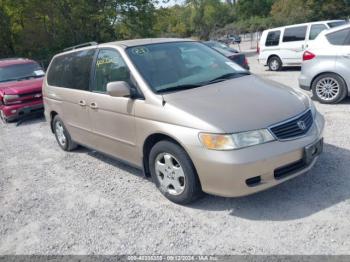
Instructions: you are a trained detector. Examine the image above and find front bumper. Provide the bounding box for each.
[0,100,43,121]
[189,111,325,197]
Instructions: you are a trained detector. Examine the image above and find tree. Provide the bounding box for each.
[186,0,234,40]
[270,0,311,25]
[235,0,276,20]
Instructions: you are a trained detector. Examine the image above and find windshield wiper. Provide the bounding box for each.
[156,84,203,93]
[206,72,251,85]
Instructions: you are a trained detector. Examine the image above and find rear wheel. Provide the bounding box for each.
[149,140,203,204]
[268,56,282,71]
[53,115,77,151]
[312,73,347,104]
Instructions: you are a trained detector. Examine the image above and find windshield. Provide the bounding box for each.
[126,41,248,93]
[328,21,347,28]
[0,63,44,83]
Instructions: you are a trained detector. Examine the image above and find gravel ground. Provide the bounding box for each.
[1,53,350,255]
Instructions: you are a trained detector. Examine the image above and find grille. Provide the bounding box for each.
[269,110,313,140]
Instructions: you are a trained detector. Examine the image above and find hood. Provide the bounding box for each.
[162,75,309,133]
[0,78,43,95]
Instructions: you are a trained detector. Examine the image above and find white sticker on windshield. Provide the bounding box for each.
[34,70,45,76]
[225,61,243,71]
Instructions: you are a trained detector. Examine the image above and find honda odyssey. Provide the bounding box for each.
[43,39,325,204]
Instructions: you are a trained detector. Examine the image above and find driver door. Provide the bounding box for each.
[89,48,138,165]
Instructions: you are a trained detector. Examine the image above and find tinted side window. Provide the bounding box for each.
[93,49,130,93]
[47,49,95,90]
[327,29,350,45]
[265,31,281,46]
[309,24,327,40]
[283,26,307,42]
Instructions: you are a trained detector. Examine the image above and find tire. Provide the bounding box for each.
[268,56,282,71]
[312,73,347,104]
[149,140,203,204]
[0,110,8,123]
[53,115,77,151]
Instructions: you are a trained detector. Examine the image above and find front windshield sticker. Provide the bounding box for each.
[131,47,149,55]
[225,61,243,71]
[34,70,45,76]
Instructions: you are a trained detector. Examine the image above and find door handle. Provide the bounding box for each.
[78,100,86,107]
[343,54,350,59]
[90,102,98,109]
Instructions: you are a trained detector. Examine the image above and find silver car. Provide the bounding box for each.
[299,24,350,104]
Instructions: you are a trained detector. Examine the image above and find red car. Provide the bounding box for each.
[0,58,44,122]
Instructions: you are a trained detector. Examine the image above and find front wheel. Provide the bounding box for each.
[149,141,203,204]
[0,110,8,123]
[312,73,347,104]
[268,56,282,71]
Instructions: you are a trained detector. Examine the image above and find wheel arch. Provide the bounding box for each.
[267,54,282,63]
[311,72,348,94]
[50,111,58,133]
[142,133,195,178]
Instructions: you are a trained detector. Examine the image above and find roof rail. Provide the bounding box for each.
[63,42,98,52]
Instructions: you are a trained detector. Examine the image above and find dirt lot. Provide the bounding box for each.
[1,53,350,255]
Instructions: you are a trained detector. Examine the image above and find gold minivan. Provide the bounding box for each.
[43,39,325,204]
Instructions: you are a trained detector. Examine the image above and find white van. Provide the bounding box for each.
[258,20,347,71]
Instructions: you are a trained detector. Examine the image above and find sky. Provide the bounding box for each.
[157,0,185,7]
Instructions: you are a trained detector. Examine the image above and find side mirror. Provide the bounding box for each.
[107,81,131,97]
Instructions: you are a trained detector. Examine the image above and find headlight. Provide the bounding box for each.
[3,94,20,105]
[199,129,275,150]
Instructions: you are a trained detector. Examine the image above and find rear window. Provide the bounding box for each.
[283,26,307,42]
[309,24,327,40]
[265,30,281,46]
[47,49,95,90]
[326,28,350,45]
[328,21,347,28]
[0,62,44,83]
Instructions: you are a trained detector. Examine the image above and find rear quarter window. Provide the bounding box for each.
[283,26,307,42]
[47,49,95,90]
[265,30,281,46]
[309,24,327,40]
[327,21,346,28]
[326,29,350,45]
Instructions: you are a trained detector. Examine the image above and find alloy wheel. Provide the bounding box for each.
[55,121,66,147]
[316,77,340,101]
[155,153,186,195]
[270,59,279,71]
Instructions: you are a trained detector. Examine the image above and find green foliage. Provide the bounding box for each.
[1,0,349,64]
[235,0,275,20]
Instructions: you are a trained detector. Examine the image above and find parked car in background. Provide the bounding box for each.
[43,39,324,204]
[0,58,45,122]
[228,34,241,44]
[204,41,249,70]
[299,24,350,104]
[218,34,242,45]
[258,20,347,71]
